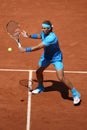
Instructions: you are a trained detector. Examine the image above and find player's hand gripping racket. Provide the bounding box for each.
[6,20,22,48]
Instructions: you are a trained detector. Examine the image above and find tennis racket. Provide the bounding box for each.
[6,20,22,48]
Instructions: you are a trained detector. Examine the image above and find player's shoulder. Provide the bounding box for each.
[49,32,56,37]
[48,32,57,39]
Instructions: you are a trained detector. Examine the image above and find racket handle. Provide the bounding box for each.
[18,42,21,48]
[16,39,22,48]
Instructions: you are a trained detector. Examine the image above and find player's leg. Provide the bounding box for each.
[55,68,73,89]
[36,66,48,84]
[32,56,50,94]
[32,66,48,94]
[53,61,81,105]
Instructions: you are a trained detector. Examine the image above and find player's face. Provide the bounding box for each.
[42,27,51,35]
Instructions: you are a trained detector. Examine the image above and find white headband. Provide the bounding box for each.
[42,23,53,28]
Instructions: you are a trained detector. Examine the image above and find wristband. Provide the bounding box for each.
[26,47,32,52]
[31,34,38,39]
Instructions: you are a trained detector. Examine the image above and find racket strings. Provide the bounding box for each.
[6,21,20,38]
[6,20,22,48]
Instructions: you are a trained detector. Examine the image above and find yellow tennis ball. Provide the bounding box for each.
[8,47,12,52]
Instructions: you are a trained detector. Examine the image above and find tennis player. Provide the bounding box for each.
[19,20,81,105]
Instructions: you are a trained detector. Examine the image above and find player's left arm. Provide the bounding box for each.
[19,42,45,52]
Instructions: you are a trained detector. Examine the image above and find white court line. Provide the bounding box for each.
[26,70,33,130]
[0,68,87,130]
[0,68,87,74]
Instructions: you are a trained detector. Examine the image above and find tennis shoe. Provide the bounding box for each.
[73,92,81,105]
[32,86,45,94]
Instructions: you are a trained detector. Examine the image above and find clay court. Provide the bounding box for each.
[0,0,87,130]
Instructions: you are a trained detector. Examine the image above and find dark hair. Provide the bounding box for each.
[42,20,53,31]
[42,20,52,26]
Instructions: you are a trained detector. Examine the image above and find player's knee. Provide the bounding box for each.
[36,68,43,76]
[58,76,64,82]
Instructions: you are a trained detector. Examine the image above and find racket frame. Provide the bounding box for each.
[6,20,22,48]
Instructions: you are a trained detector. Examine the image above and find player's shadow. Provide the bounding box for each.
[33,79,73,101]
[19,79,29,88]
[19,79,73,101]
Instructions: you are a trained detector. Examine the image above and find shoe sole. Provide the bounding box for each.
[32,89,44,94]
[32,91,44,94]
[74,96,81,105]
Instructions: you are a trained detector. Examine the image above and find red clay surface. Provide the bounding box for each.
[0,0,87,130]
